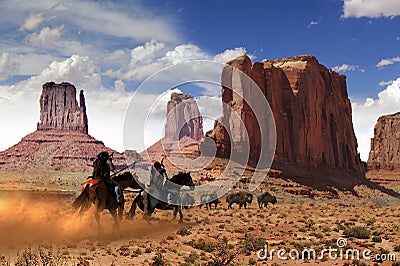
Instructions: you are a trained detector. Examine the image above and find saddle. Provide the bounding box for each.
[82,177,102,191]
[82,178,118,200]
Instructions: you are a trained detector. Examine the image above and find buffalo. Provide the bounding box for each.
[257,192,277,209]
[200,191,220,210]
[226,191,253,209]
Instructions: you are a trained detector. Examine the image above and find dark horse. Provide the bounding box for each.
[72,172,143,230]
[126,172,195,221]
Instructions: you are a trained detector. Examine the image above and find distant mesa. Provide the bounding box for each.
[141,92,204,161]
[368,112,400,171]
[165,92,203,141]
[0,82,141,173]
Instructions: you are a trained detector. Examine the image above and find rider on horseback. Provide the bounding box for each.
[93,151,124,204]
[142,160,169,215]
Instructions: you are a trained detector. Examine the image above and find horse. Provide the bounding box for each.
[126,172,195,222]
[72,172,144,230]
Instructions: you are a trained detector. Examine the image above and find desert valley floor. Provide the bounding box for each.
[0,168,399,266]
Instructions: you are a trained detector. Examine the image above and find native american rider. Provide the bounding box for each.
[92,151,123,204]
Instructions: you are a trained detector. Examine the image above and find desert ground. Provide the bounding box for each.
[0,166,399,266]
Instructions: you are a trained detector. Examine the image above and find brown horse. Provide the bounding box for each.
[72,172,143,230]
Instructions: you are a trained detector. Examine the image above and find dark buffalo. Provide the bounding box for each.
[257,192,277,209]
[199,191,220,210]
[226,191,253,209]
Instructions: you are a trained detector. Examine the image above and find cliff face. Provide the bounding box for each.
[368,112,400,170]
[164,92,203,141]
[37,82,88,133]
[207,55,364,178]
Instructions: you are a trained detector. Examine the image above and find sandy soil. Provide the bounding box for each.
[0,169,399,265]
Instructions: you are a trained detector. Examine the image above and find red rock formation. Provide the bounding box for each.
[367,112,400,170]
[0,82,141,173]
[37,82,88,133]
[164,92,203,141]
[207,55,364,178]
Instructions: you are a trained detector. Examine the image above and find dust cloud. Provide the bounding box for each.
[0,191,181,250]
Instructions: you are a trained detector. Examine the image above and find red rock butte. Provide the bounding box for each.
[206,55,365,181]
[368,112,400,171]
[0,82,140,173]
[141,92,204,162]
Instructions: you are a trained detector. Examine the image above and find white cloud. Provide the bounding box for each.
[2,0,180,46]
[352,77,400,161]
[109,42,248,82]
[343,0,400,18]
[23,25,64,48]
[332,63,359,72]
[20,12,46,31]
[0,53,19,81]
[376,56,400,68]
[0,43,249,153]
[213,47,247,63]
[379,80,394,86]
[307,21,319,28]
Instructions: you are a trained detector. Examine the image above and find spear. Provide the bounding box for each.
[110,161,138,178]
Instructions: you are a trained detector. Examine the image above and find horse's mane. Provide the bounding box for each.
[113,171,133,182]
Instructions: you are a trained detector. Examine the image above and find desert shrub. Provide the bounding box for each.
[189,239,215,253]
[366,217,376,226]
[152,252,170,266]
[180,252,200,266]
[240,235,266,255]
[177,226,192,236]
[0,256,10,266]
[206,239,239,266]
[371,236,382,243]
[15,248,39,266]
[248,258,257,265]
[344,226,371,239]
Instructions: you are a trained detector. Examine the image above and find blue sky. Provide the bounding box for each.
[0,0,399,161]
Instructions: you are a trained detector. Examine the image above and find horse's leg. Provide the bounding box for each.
[127,194,140,219]
[172,206,178,221]
[110,209,119,230]
[118,203,124,221]
[178,206,183,223]
[94,211,101,233]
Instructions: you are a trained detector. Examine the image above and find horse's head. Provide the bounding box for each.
[168,172,195,190]
[114,172,144,190]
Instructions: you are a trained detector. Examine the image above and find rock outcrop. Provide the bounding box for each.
[37,82,88,133]
[164,92,203,141]
[207,55,364,178]
[367,112,400,170]
[0,82,141,173]
[141,92,203,162]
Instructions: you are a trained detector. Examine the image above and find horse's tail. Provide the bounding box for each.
[72,185,90,211]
